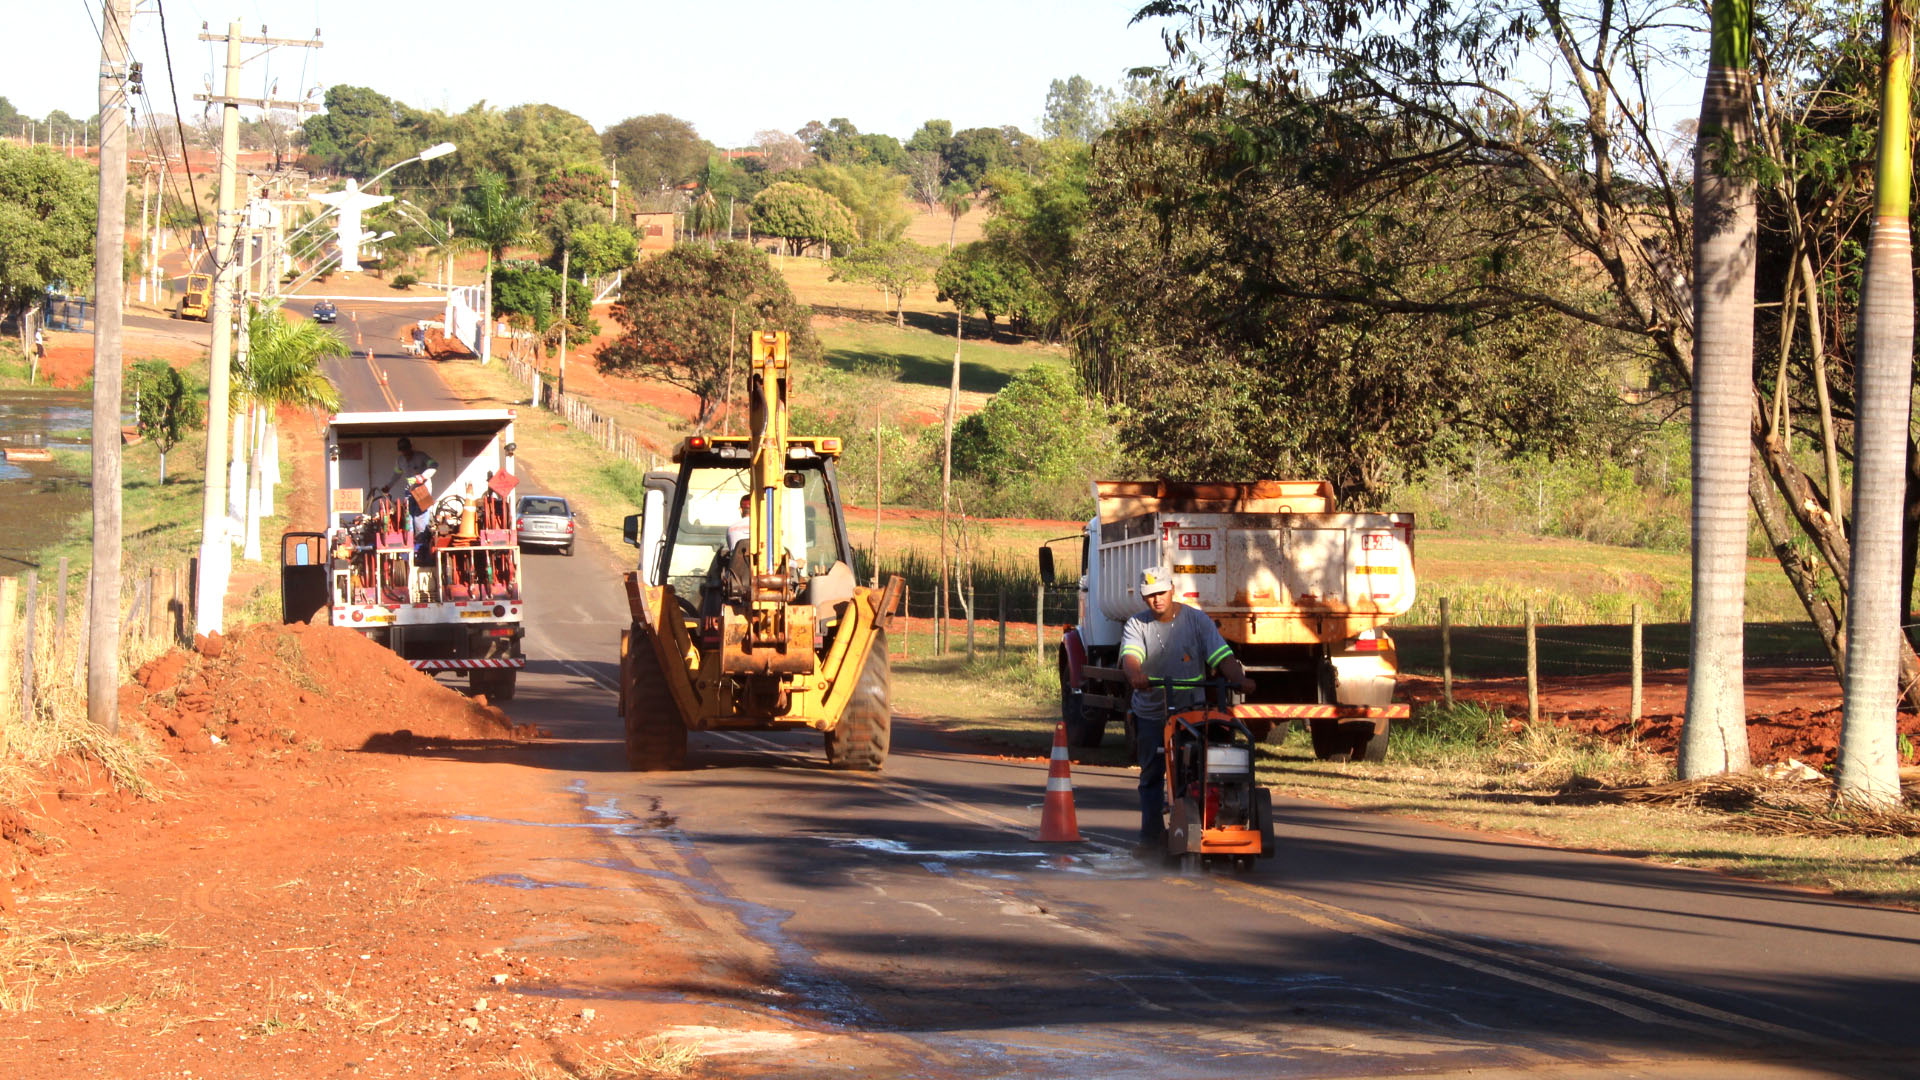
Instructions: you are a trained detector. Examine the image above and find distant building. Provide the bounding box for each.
[632,211,675,256]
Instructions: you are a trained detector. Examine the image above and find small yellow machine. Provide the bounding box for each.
[175,273,212,321]
[619,331,901,770]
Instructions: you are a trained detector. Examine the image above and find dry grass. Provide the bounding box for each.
[575,1035,704,1078]
[0,924,173,1011]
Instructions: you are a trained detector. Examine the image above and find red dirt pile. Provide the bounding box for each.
[125,620,539,757]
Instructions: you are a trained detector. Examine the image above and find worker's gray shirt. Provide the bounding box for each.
[1120,603,1234,724]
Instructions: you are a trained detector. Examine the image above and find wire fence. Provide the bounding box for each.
[1,555,196,732]
[498,353,665,472]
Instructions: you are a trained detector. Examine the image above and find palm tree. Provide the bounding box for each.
[237,307,346,560]
[1837,1,1916,810]
[1680,0,1758,779]
[454,171,533,361]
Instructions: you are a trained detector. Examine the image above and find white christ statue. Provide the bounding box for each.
[312,178,391,273]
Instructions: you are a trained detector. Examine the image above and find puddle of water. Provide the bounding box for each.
[472,872,599,891]
[0,391,94,572]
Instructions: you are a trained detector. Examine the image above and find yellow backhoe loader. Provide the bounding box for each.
[619,330,901,770]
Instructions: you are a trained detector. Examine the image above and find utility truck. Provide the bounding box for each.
[1043,480,1414,762]
[280,409,526,700]
[619,331,900,771]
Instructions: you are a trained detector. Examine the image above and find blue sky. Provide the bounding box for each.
[13,1,1168,147]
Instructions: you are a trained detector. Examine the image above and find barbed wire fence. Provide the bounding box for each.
[498,353,665,472]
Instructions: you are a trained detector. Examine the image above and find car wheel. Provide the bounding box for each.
[561,543,573,557]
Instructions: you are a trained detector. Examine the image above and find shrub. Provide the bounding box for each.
[391,273,418,290]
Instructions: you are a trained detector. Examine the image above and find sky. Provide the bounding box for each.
[11,0,1170,148]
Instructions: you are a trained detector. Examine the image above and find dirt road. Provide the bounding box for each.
[7,296,1920,1078]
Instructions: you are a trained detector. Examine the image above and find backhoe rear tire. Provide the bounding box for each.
[826,629,890,771]
[624,624,687,771]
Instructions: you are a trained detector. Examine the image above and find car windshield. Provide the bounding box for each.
[520,497,567,516]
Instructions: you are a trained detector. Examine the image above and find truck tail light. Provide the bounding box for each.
[487,628,516,637]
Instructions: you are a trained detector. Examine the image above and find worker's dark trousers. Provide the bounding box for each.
[1136,716,1166,842]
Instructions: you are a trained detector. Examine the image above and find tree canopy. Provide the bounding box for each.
[602,113,710,200]
[750,181,858,256]
[0,143,95,332]
[599,243,819,426]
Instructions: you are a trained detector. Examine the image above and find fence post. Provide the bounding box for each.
[1035,582,1046,665]
[187,555,198,631]
[55,556,69,646]
[21,570,36,727]
[964,584,975,661]
[149,567,163,640]
[0,577,15,754]
[901,583,911,658]
[997,590,1007,654]
[1524,600,1538,725]
[1630,603,1643,724]
[73,572,90,686]
[1440,596,1453,708]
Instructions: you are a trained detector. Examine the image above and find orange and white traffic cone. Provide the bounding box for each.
[1038,721,1082,842]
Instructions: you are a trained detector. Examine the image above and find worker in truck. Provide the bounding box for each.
[382,437,439,562]
[1120,565,1257,855]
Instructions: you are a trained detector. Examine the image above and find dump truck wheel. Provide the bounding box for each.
[624,627,687,771]
[826,629,889,771]
[1354,718,1390,762]
[1309,718,1389,762]
[1059,649,1105,748]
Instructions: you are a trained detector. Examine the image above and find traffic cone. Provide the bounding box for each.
[1038,721,1082,842]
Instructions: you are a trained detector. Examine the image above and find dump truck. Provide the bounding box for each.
[280,409,526,700]
[1043,480,1414,762]
[175,273,212,321]
[619,330,900,771]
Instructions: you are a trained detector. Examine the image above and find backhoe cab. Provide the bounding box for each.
[619,330,901,771]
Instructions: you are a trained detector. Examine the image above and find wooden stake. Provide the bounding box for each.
[1525,601,1539,725]
[997,589,1007,654]
[1630,603,1644,723]
[0,577,16,754]
[1440,596,1453,708]
[21,570,36,727]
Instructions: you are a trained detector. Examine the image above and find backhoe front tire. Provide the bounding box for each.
[624,624,687,771]
[826,629,890,771]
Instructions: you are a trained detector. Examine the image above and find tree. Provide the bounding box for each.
[830,241,942,325]
[301,85,422,177]
[129,360,201,483]
[753,129,812,174]
[602,114,709,197]
[600,243,819,426]
[799,163,911,248]
[0,143,95,343]
[906,119,953,156]
[491,261,595,343]
[1680,0,1760,779]
[940,180,971,249]
[566,222,638,278]
[945,127,1009,190]
[935,242,1036,334]
[238,308,346,559]
[750,181,858,256]
[906,150,947,210]
[455,170,534,263]
[1043,76,1115,143]
[1837,0,1915,809]
[951,365,1113,517]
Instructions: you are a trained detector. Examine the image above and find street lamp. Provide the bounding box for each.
[364,141,457,192]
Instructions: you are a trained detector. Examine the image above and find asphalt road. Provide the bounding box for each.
[311,292,1920,1080]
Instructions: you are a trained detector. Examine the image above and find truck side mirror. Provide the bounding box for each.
[622,513,640,548]
[1038,546,1056,585]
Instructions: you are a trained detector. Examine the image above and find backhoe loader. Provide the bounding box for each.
[619,330,901,770]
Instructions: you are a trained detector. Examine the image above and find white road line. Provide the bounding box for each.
[1183,879,1841,1048]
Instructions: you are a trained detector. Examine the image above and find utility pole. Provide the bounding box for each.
[89,0,131,734]
[191,22,321,634]
[557,244,568,398]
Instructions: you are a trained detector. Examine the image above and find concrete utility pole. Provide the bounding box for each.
[89,0,130,733]
[191,23,322,635]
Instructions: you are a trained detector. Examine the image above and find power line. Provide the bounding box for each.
[153,0,211,261]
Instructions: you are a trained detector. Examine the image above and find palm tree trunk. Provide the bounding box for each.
[1682,0,1758,779]
[1838,0,1915,810]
